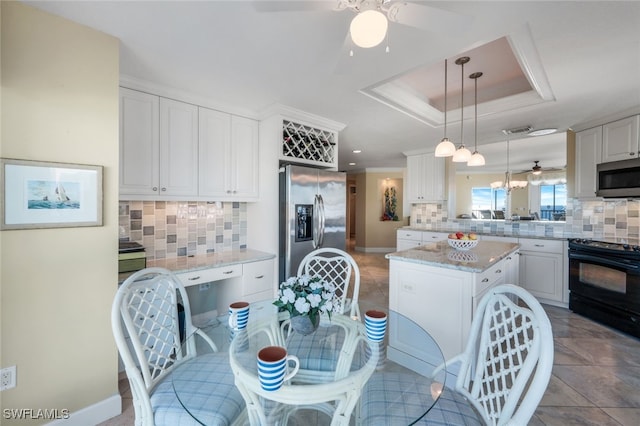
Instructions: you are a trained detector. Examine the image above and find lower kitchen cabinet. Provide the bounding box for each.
[396,229,448,251]
[518,238,566,305]
[217,258,275,315]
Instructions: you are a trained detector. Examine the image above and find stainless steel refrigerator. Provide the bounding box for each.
[279,164,346,283]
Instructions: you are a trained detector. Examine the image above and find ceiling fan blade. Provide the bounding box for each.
[252,0,340,13]
[387,2,472,34]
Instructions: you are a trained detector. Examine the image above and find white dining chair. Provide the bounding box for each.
[359,284,554,425]
[112,267,246,426]
[296,247,361,320]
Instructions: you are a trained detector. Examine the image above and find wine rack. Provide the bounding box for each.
[281,120,336,166]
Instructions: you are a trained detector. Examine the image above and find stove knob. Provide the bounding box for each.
[623,244,631,250]
[633,245,640,252]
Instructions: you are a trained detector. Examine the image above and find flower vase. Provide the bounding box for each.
[290,315,320,335]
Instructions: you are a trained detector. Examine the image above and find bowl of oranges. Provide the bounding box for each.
[447,232,479,251]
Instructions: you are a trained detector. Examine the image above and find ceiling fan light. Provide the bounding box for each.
[467,151,485,166]
[452,146,471,162]
[350,10,388,48]
[435,138,455,157]
[532,160,542,175]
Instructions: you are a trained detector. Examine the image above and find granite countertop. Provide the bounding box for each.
[386,240,520,273]
[400,226,571,241]
[118,248,275,283]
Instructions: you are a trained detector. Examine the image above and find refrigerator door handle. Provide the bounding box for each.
[312,194,320,249]
[318,194,326,248]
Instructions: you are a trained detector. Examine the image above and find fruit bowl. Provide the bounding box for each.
[447,238,478,251]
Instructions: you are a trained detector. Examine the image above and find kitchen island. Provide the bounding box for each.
[385,240,520,366]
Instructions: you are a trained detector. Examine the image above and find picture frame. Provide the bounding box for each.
[0,158,103,230]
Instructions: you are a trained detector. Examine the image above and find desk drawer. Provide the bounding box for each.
[475,261,505,296]
[177,265,242,287]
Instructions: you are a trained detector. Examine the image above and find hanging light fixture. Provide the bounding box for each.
[350,2,388,49]
[467,71,485,166]
[452,56,471,163]
[435,59,456,157]
[532,160,542,175]
[490,138,528,192]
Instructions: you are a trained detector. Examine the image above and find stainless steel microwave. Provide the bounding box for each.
[597,157,640,198]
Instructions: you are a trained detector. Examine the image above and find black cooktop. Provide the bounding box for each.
[569,238,640,256]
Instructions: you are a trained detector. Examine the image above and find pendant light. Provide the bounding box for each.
[467,71,485,166]
[490,138,528,192]
[452,56,471,163]
[435,59,455,157]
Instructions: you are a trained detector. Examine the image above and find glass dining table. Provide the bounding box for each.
[172,303,446,425]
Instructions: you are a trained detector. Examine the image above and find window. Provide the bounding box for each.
[540,183,566,220]
[471,187,506,218]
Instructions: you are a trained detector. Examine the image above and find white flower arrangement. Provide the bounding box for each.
[273,274,339,323]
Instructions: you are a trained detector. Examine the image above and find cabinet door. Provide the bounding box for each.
[575,127,602,198]
[230,116,259,199]
[519,251,562,301]
[406,154,426,202]
[602,116,640,162]
[120,88,159,195]
[424,154,445,201]
[159,98,199,196]
[199,107,231,197]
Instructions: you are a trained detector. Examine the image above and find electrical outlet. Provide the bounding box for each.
[1,365,16,391]
[199,283,211,292]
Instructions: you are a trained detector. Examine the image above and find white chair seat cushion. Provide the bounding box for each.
[360,372,482,426]
[150,352,244,426]
[286,325,366,374]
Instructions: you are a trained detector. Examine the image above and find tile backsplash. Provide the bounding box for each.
[119,201,247,260]
[410,199,640,242]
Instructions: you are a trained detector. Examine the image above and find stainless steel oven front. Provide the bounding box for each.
[568,239,640,337]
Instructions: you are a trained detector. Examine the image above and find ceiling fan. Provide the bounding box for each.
[253,0,471,49]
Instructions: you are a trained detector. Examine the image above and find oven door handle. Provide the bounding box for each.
[569,252,640,271]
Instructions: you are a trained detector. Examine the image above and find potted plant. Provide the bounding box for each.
[273,274,338,335]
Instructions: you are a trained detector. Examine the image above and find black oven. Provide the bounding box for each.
[568,239,640,337]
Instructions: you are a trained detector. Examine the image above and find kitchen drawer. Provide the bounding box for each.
[422,231,449,242]
[176,265,242,287]
[481,235,518,243]
[243,260,274,296]
[474,260,505,296]
[397,229,423,240]
[518,238,563,254]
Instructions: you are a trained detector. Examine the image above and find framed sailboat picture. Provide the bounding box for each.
[1,158,103,230]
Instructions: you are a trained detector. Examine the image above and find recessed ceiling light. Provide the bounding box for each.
[528,128,557,136]
[352,149,362,154]
[349,162,356,166]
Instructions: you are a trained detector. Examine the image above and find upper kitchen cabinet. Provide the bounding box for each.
[405,153,445,203]
[281,119,338,169]
[602,115,640,163]
[575,126,602,198]
[199,108,259,200]
[120,88,198,199]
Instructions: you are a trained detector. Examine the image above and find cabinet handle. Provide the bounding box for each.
[188,276,201,281]
[152,187,158,191]
[506,256,512,260]
[534,244,544,247]
[496,269,502,274]
[255,275,264,279]
[161,187,166,192]
[631,152,635,156]
[482,278,489,282]
[223,270,234,275]
[227,190,232,194]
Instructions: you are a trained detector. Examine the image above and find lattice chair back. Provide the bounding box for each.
[112,267,205,425]
[296,248,361,320]
[455,284,554,425]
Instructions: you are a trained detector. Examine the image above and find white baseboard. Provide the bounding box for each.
[46,394,121,426]
[354,246,396,253]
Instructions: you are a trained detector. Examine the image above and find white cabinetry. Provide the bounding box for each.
[217,259,275,315]
[406,153,445,203]
[280,119,338,169]
[199,108,259,200]
[396,229,448,251]
[518,238,566,305]
[602,115,640,163]
[575,126,603,198]
[120,89,199,198]
[389,255,511,360]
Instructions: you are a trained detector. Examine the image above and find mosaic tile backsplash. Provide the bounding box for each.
[119,201,247,260]
[410,199,640,242]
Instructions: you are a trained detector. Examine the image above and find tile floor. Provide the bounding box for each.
[100,245,640,425]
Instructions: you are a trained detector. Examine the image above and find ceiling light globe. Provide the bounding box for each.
[350,10,388,48]
[467,151,485,166]
[435,138,455,157]
[452,146,471,162]
[532,169,542,175]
